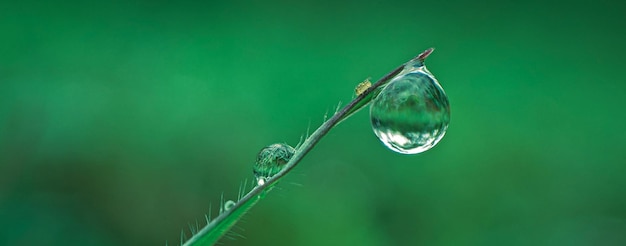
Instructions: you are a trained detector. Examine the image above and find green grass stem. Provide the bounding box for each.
[181,48,434,246]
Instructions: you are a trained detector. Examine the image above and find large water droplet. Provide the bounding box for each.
[370,55,450,154]
[253,143,295,183]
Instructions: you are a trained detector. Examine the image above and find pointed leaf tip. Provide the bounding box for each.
[417,48,434,62]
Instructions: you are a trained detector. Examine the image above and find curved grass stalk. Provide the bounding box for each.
[181,48,434,246]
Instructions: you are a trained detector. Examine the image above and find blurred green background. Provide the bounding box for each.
[1,0,625,245]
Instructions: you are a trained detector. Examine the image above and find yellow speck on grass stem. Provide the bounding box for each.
[355,78,372,96]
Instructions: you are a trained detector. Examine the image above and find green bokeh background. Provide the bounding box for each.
[1,0,625,245]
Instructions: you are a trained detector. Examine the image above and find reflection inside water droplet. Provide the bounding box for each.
[370,58,450,154]
[253,143,295,181]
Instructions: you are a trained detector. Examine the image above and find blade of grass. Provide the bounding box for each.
[182,48,434,246]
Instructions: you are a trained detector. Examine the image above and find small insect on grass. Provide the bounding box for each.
[355,78,372,96]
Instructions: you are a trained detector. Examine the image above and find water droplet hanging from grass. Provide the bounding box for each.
[253,143,295,184]
[370,49,450,154]
[224,200,236,211]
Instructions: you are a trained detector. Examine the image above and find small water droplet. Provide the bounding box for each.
[256,177,266,186]
[253,143,295,180]
[224,200,236,211]
[370,53,450,154]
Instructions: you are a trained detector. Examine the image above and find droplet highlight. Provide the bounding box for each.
[370,52,450,154]
[253,143,295,183]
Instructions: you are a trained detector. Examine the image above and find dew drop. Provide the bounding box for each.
[224,200,236,211]
[253,143,295,182]
[370,51,450,154]
[256,177,266,186]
